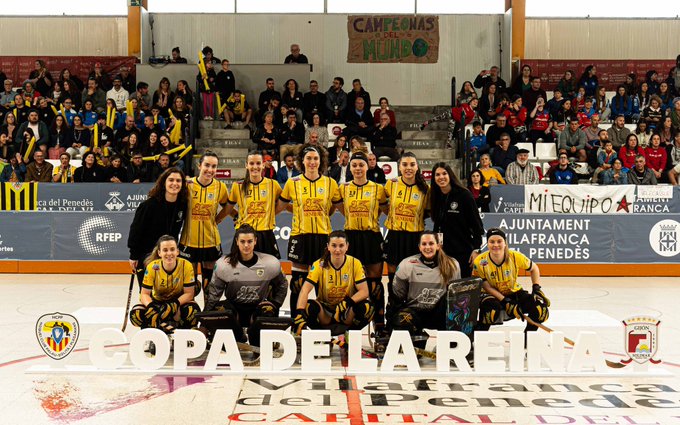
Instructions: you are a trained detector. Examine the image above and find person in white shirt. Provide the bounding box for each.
[106,76,130,111]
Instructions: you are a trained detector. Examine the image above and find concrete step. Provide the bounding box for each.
[400,130,449,140]
[397,139,448,149]
[195,147,250,159]
[201,128,251,139]
[405,148,455,160]
[196,138,255,149]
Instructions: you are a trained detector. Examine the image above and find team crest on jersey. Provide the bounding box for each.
[207,192,215,201]
[256,269,265,277]
[261,190,267,197]
[449,201,458,211]
[412,193,420,200]
[504,270,511,277]
[35,312,80,360]
[622,317,661,365]
[364,191,372,197]
[480,259,488,266]
[318,188,325,195]
[152,263,160,271]
[342,273,349,281]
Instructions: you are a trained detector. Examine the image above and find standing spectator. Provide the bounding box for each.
[607,115,631,150]
[303,80,326,125]
[456,81,477,106]
[276,152,300,186]
[0,153,26,182]
[284,44,309,64]
[81,78,106,113]
[201,46,220,65]
[643,133,667,182]
[578,65,598,98]
[527,97,553,145]
[25,150,53,182]
[600,158,627,185]
[282,79,304,122]
[547,151,578,184]
[474,66,506,94]
[523,76,547,113]
[510,64,532,96]
[17,110,49,155]
[623,73,637,97]
[627,155,657,185]
[505,148,539,185]
[197,60,217,120]
[258,78,280,113]
[369,112,399,161]
[619,134,644,169]
[556,70,577,99]
[479,83,500,123]
[1,80,16,107]
[645,70,660,95]
[152,77,174,117]
[59,68,83,92]
[325,77,347,124]
[89,62,111,91]
[52,152,76,183]
[216,59,235,101]
[28,60,53,96]
[558,118,587,161]
[170,47,188,64]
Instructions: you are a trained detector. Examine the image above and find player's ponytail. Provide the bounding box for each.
[144,235,178,267]
[422,231,459,286]
[320,230,348,269]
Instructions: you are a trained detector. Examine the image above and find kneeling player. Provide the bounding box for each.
[203,225,287,346]
[390,232,461,348]
[129,235,200,332]
[293,231,374,335]
[473,228,550,332]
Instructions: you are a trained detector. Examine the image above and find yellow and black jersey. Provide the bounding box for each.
[0,182,38,211]
[339,180,387,232]
[142,258,195,302]
[228,177,281,231]
[384,177,429,232]
[472,250,532,296]
[52,165,76,183]
[179,177,229,248]
[280,174,341,236]
[306,255,366,307]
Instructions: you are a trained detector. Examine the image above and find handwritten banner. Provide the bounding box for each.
[524,184,636,214]
[347,15,439,64]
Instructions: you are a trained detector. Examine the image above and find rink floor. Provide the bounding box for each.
[2,274,679,425]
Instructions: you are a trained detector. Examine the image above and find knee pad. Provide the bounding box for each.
[394,310,418,333]
[180,302,200,328]
[129,304,146,328]
[351,300,374,328]
[255,301,278,318]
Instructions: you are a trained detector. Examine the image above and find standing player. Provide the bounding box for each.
[391,232,460,347]
[336,152,389,335]
[129,235,200,331]
[293,231,373,335]
[224,151,282,258]
[179,151,230,303]
[203,225,287,347]
[473,228,549,333]
[128,167,188,289]
[382,152,430,334]
[276,144,342,314]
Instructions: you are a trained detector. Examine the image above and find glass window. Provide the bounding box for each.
[3,0,127,15]
[148,0,235,13]
[327,0,415,14]
[417,0,505,14]
[526,0,680,18]
[236,0,324,13]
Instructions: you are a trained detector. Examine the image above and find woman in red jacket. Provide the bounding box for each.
[644,133,667,181]
[619,134,644,169]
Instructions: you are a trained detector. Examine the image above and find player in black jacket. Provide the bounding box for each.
[127,167,188,289]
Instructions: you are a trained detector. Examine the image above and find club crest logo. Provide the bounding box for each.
[36,312,80,360]
[256,268,265,277]
[621,316,661,365]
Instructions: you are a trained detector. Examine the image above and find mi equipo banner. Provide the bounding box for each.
[347,15,439,63]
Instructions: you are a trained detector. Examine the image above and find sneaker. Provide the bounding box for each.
[224,124,233,129]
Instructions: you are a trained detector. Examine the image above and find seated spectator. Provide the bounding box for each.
[0,131,14,161]
[634,121,651,149]
[346,79,371,113]
[150,153,172,181]
[0,152,26,182]
[502,95,527,142]
[262,154,276,179]
[174,80,193,111]
[328,134,349,165]
[252,111,280,154]
[343,97,373,138]
[593,140,617,184]
[2,111,19,147]
[223,90,253,129]
[641,95,663,131]
[1,79,16,107]
[278,110,304,160]
[148,105,167,132]
[81,78,106,113]
[105,154,128,182]
[623,73,637,99]
[523,76,547,113]
[485,114,515,147]
[645,70,660,95]
[127,150,151,183]
[478,153,505,186]
[169,96,190,135]
[284,44,309,64]
[600,158,627,185]
[478,83,500,123]
[369,112,399,161]
[527,98,553,145]
[88,62,111,91]
[558,118,587,161]
[216,60,235,102]
[59,97,79,127]
[667,132,680,181]
[546,88,566,118]
[22,81,41,103]
[281,79,304,122]
[74,151,105,182]
[37,97,56,126]
[259,95,283,127]
[658,82,673,115]
[627,154,657,185]
[25,150,53,182]
[12,94,30,125]
[17,109,49,155]
[373,97,396,128]
[572,87,586,113]
[456,80,477,106]
[325,77,347,123]
[366,153,386,184]
[80,100,98,129]
[474,66,507,94]
[505,148,539,185]
[107,75,129,111]
[583,114,603,146]
[670,99,680,133]
[594,86,611,122]
[619,134,644,169]
[152,77,174,118]
[607,115,631,150]
[660,116,673,146]
[490,133,517,175]
[349,135,368,154]
[578,65,598,98]
[576,97,597,128]
[170,47,188,64]
[117,98,145,130]
[303,80,326,125]
[556,70,577,99]
[139,115,159,149]
[468,168,491,212]
[468,121,488,160]
[644,133,667,182]
[610,86,633,123]
[551,98,575,137]
[47,113,70,160]
[547,151,578,184]
[258,78,280,113]
[144,131,162,157]
[304,113,328,146]
[276,152,300,186]
[119,133,141,165]
[328,150,351,184]
[52,152,76,183]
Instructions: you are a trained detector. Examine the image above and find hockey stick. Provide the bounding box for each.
[525,316,626,369]
[121,272,136,332]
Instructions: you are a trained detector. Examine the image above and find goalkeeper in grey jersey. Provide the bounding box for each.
[203,224,287,346]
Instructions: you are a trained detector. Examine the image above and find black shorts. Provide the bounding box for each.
[231,229,281,259]
[346,230,383,266]
[383,230,422,265]
[287,233,329,266]
[179,244,223,263]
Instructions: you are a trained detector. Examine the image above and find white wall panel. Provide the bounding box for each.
[526,19,680,59]
[0,17,127,56]
[150,13,502,105]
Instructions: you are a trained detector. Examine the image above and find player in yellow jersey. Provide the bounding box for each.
[472,228,550,333]
[179,151,230,303]
[225,151,282,258]
[293,231,373,334]
[276,144,342,314]
[382,152,430,334]
[336,151,389,333]
[129,235,200,332]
